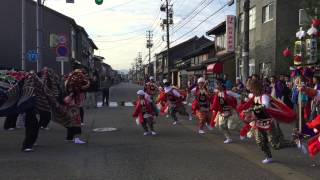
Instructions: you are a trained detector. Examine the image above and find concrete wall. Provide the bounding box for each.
[275,0,302,75]
[236,0,303,77]
[236,0,277,77]
[0,0,73,74]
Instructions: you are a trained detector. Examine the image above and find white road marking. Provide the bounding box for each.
[109,102,118,107]
[124,102,134,107]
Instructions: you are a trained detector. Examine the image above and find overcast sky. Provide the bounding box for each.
[44,0,235,70]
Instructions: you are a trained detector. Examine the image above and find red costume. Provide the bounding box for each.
[238,96,296,124]
[145,82,158,97]
[210,91,237,127]
[192,87,212,130]
[133,98,154,124]
[307,116,320,157]
[157,89,168,115]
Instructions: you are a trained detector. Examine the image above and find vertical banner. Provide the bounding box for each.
[226,15,236,52]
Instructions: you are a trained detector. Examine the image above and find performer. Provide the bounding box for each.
[238,80,296,163]
[157,86,169,116]
[63,69,89,144]
[306,116,320,158]
[211,79,239,143]
[133,90,157,136]
[144,76,158,99]
[159,79,191,125]
[191,77,212,134]
[144,76,159,115]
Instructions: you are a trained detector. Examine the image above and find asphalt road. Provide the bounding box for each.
[0,83,319,180]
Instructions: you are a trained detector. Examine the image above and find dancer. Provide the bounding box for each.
[144,76,159,115]
[133,90,157,136]
[238,80,296,163]
[211,79,239,144]
[159,79,191,125]
[191,77,212,134]
[64,69,88,144]
[157,86,169,116]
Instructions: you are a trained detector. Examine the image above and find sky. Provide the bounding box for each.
[44,0,235,70]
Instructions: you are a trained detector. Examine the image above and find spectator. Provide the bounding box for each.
[235,77,244,92]
[86,75,98,109]
[312,76,320,90]
[101,76,112,106]
[251,74,260,81]
[223,74,233,90]
[262,77,271,95]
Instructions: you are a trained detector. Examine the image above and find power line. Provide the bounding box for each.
[172,2,228,44]
[91,27,149,37]
[173,0,216,34]
[95,35,144,43]
[77,0,139,17]
[172,0,208,30]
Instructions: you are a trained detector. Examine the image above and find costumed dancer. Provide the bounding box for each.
[64,69,89,144]
[144,76,159,115]
[159,79,191,125]
[191,77,213,134]
[211,79,239,144]
[306,116,320,159]
[157,86,169,116]
[133,90,157,136]
[238,80,296,163]
[299,86,320,158]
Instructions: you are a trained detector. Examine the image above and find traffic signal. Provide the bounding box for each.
[95,0,103,5]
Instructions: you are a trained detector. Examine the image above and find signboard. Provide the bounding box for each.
[56,45,69,57]
[226,15,236,52]
[56,56,69,62]
[26,50,39,62]
[50,33,68,48]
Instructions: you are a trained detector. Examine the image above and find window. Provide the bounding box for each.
[262,3,274,23]
[249,58,255,75]
[216,34,226,50]
[249,7,256,30]
[239,13,244,33]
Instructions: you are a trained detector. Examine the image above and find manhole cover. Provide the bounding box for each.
[93,127,118,132]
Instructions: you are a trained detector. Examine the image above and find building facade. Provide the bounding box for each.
[0,0,98,74]
[236,0,303,78]
[155,36,212,85]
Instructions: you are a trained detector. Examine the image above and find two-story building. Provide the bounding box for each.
[236,0,303,78]
[206,17,236,82]
[0,0,99,74]
[175,41,215,89]
[155,36,212,85]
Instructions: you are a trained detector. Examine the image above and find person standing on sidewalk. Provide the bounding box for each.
[86,74,98,109]
[101,76,111,107]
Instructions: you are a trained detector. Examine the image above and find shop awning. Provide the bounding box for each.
[207,63,223,74]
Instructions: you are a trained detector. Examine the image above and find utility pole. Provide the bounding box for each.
[242,0,250,82]
[21,0,26,71]
[146,30,153,76]
[36,0,42,72]
[160,0,173,81]
[138,52,143,82]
